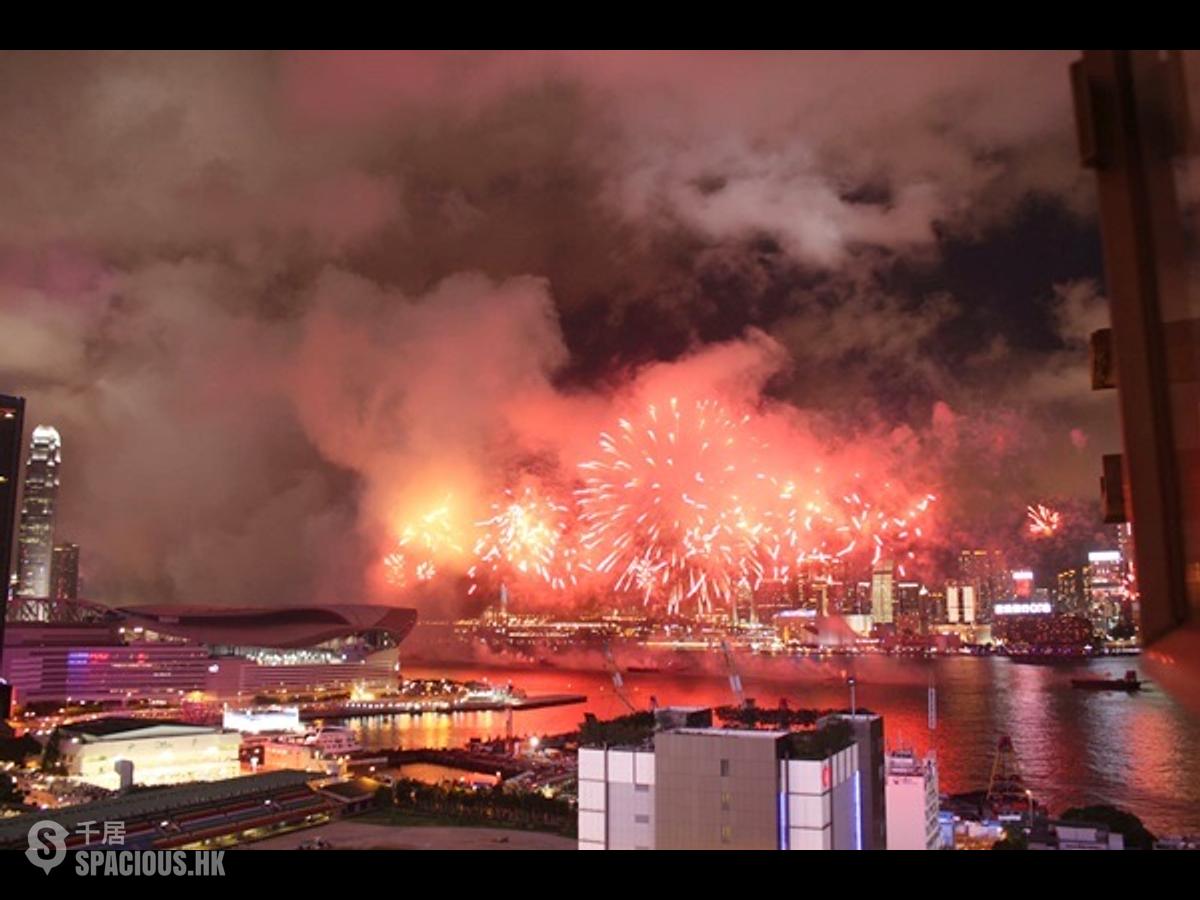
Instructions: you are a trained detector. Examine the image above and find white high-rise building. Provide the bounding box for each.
[885,749,941,850]
[946,584,976,624]
[579,721,865,850]
[871,561,895,624]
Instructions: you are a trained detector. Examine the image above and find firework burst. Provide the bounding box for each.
[1026,503,1062,539]
[576,397,773,615]
[380,397,939,615]
[470,485,579,594]
[827,482,936,576]
[383,499,463,588]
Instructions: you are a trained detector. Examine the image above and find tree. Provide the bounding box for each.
[1059,805,1156,850]
[1109,622,1137,641]
[992,827,1028,850]
[578,712,655,747]
[0,735,42,766]
[373,785,394,810]
[0,772,23,806]
[40,728,66,775]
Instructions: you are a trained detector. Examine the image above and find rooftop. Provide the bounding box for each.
[0,770,314,845]
[59,718,219,740]
[886,749,934,777]
[317,778,382,802]
[669,727,789,740]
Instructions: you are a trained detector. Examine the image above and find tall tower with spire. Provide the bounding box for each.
[16,425,62,599]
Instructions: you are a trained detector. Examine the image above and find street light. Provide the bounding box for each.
[847,677,857,716]
[1026,789,1034,827]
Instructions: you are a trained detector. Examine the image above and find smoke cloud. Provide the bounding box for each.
[0,51,1117,611]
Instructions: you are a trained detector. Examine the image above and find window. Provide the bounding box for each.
[720,758,730,777]
[721,791,731,811]
[635,783,650,793]
[721,824,733,843]
[634,814,650,824]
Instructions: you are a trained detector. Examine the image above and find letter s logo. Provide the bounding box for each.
[26,820,69,874]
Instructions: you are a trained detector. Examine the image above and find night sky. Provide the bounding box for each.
[0,51,1121,610]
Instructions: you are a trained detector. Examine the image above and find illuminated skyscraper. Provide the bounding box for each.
[1085,550,1125,635]
[946,584,976,624]
[50,542,80,601]
[871,560,895,624]
[1057,568,1086,617]
[957,549,1008,623]
[16,425,62,599]
[894,582,923,634]
[1,395,26,726]
[1011,570,1035,599]
[1114,523,1138,632]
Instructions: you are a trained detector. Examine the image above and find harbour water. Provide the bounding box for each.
[341,654,1200,835]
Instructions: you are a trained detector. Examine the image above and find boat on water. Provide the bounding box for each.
[301,725,363,755]
[1008,653,1085,665]
[1008,657,1084,672]
[1070,670,1143,691]
[985,736,1039,822]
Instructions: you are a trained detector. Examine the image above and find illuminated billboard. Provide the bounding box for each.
[994,601,1053,616]
[1011,570,1034,599]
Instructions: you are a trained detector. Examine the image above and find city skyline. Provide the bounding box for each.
[1,50,1198,860]
[0,408,1136,646]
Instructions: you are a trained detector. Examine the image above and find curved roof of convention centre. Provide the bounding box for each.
[113,604,417,649]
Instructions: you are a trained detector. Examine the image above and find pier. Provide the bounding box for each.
[298,692,587,721]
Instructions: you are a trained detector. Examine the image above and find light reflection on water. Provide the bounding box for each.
[339,655,1200,834]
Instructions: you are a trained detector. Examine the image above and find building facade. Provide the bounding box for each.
[993,612,1094,648]
[1,604,418,708]
[1057,568,1086,617]
[946,583,977,625]
[1085,550,1126,635]
[16,425,61,600]
[579,723,864,851]
[958,549,1008,623]
[1,624,211,705]
[0,396,26,724]
[822,713,886,850]
[56,719,242,790]
[870,561,895,625]
[50,542,80,601]
[1029,821,1125,850]
[885,749,941,850]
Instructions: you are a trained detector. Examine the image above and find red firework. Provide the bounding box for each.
[1026,503,1062,539]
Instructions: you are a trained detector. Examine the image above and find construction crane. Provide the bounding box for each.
[719,640,747,709]
[602,643,638,714]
